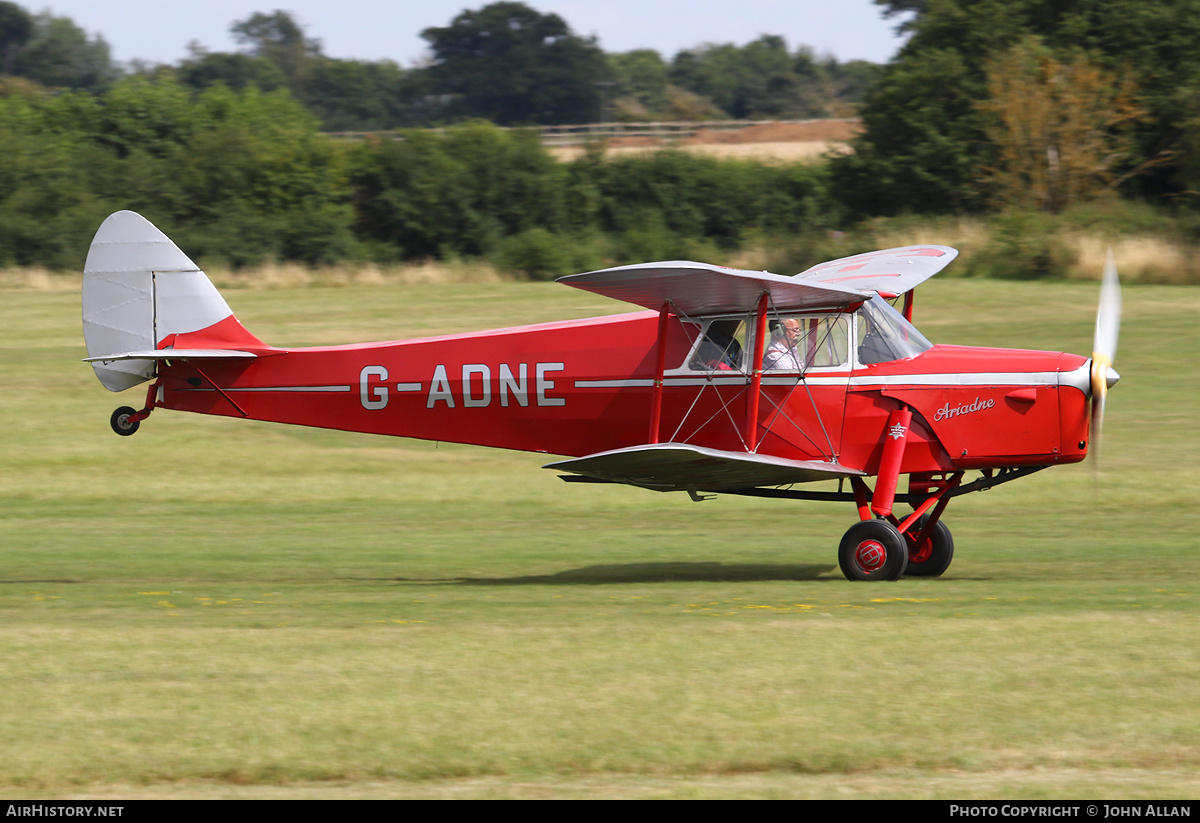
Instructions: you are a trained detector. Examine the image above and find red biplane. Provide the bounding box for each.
[82,211,1120,580]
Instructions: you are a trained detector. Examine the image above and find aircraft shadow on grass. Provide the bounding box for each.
[391,562,837,585]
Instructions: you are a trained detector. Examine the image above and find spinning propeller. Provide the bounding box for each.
[1090,249,1122,463]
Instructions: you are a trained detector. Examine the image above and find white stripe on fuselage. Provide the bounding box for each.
[180,385,353,392]
[575,368,1087,391]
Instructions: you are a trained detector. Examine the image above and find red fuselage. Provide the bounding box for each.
[157,310,1091,478]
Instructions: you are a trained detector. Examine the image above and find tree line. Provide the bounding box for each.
[4,0,1200,280]
[836,0,1200,216]
[0,2,881,129]
[0,75,836,273]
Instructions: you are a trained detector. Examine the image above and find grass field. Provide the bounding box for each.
[2,274,1198,799]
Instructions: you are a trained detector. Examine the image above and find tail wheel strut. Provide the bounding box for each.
[109,381,159,436]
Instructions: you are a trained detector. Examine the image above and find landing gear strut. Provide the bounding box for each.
[838,466,960,581]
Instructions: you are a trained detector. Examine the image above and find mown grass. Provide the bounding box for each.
[1,276,1197,798]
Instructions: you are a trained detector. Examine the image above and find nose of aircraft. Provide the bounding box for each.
[1102,365,1121,390]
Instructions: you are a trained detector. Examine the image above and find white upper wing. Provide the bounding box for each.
[557,247,958,315]
[557,261,866,315]
[793,245,958,296]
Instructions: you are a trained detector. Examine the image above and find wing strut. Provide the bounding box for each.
[648,301,670,444]
[745,292,769,450]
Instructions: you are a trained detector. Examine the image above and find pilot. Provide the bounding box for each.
[764,318,803,370]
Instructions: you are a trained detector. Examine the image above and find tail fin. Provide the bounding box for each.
[82,211,265,392]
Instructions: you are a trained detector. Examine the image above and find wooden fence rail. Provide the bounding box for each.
[329,118,860,146]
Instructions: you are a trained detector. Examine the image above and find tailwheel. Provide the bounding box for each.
[110,406,141,436]
[839,520,908,581]
[903,515,954,577]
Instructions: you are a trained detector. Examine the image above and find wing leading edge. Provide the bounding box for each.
[545,443,863,493]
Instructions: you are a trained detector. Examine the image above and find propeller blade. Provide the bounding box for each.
[1094,248,1121,365]
[1090,248,1121,464]
[1090,378,1107,460]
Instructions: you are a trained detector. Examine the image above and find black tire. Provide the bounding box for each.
[110,406,140,436]
[903,515,954,577]
[839,520,908,581]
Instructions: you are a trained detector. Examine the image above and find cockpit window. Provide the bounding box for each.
[764,314,850,370]
[856,294,933,365]
[684,313,852,373]
[687,318,746,372]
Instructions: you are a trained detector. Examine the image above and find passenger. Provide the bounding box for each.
[693,338,736,371]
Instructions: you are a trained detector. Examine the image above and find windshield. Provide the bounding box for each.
[856,295,933,365]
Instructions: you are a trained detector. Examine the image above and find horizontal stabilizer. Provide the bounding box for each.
[545,443,863,493]
[83,349,258,363]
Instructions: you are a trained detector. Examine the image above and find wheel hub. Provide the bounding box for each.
[909,535,933,564]
[855,540,887,572]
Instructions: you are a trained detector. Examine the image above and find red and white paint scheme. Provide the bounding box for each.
[82,211,1121,580]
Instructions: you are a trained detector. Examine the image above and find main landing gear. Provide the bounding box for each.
[836,469,960,581]
[837,515,955,581]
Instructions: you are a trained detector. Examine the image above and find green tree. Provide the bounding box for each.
[305,58,415,131]
[979,37,1146,211]
[832,46,993,216]
[668,36,871,120]
[0,1,33,75]
[164,84,356,265]
[349,122,565,258]
[736,35,806,118]
[421,2,609,124]
[14,10,118,90]
[84,74,200,159]
[230,9,321,99]
[0,93,97,267]
[607,49,670,120]
[178,48,288,93]
[836,0,1200,215]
